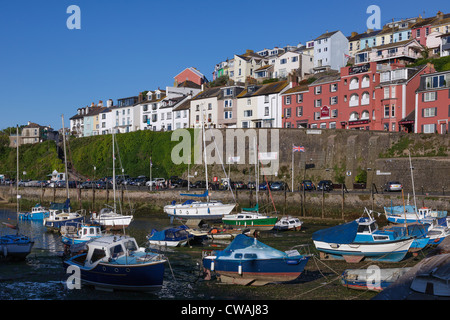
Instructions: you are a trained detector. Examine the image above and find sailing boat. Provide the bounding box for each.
[222,138,278,231]
[164,107,235,221]
[43,116,84,231]
[384,152,447,224]
[91,130,133,230]
[1,125,34,261]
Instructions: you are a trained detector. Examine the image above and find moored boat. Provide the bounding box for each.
[341,267,412,292]
[147,226,194,247]
[0,223,34,261]
[202,234,310,286]
[222,210,278,231]
[63,235,166,292]
[61,223,103,246]
[18,204,49,221]
[312,208,414,263]
[274,216,303,231]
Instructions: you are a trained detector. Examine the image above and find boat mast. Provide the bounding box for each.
[16,125,19,215]
[201,105,209,202]
[254,137,259,212]
[113,131,116,213]
[61,115,69,200]
[408,151,418,217]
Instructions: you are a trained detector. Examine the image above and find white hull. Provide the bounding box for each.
[165,202,235,220]
[314,238,414,262]
[148,240,188,247]
[92,214,133,230]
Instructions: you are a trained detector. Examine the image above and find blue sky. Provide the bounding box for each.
[0,0,448,130]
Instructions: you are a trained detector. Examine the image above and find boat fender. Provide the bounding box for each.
[3,246,7,257]
[238,264,242,275]
[211,261,215,271]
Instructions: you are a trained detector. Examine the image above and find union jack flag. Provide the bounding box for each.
[293,145,305,152]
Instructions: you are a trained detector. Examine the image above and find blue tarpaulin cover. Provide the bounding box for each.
[312,220,359,244]
[215,234,288,260]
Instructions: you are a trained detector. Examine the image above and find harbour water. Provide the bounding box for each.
[0,207,218,300]
[0,207,427,302]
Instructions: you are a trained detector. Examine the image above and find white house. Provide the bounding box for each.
[113,96,139,133]
[313,30,349,72]
[274,50,314,80]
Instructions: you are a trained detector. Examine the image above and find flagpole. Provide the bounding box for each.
[291,144,294,192]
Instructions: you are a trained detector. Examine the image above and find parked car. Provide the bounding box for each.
[317,180,334,192]
[301,180,316,191]
[384,181,403,192]
[232,181,246,189]
[259,181,270,190]
[80,181,97,189]
[146,178,166,187]
[191,180,207,189]
[270,181,287,191]
[247,181,256,189]
[133,176,148,186]
[172,179,189,188]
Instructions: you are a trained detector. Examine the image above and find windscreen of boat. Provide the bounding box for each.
[216,234,286,260]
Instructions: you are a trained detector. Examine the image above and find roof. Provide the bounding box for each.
[315,31,339,41]
[237,81,288,98]
[159,96,186,109]
[191,86,223,100]
[282,83,309,95]
[348,30,382,41]
[177,80,202,89]
[359,39,421,52]
[309,71,341,86]
[172,98,191,111]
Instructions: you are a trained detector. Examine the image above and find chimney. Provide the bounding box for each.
[436,11,444,20]
[91,102,95,107]
[107,99,113,107]
[351,32,358,37]
[98,100,103,107]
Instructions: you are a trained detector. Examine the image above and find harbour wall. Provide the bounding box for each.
[1,185,448,220]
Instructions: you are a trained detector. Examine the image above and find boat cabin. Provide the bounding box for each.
[73,236,140,268]
[78,225,102,239]
[355,217,394,242]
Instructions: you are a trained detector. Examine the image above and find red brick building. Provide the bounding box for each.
[174,67,207,87]
[415,70,450,134]
[281,62,437,133]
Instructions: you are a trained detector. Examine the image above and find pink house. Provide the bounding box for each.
[174,67,207,87]
[415,69,450,134]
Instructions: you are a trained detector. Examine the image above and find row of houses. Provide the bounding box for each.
[212,11,450,85]
[67,11,450,137]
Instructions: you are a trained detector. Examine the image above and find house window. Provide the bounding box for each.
[330,96,338,105]
[285,108,291,118]
[391,86,396,98]
[416,29,420,38]
[331,109,338,118]
[297,94,303,103]
[265,107,269,116]
[264,96,269,103]
[315,86,322,95]
[280,58,287,64]
[384,87,390,99]
[391,105,395,117]
[424,92,437,102]
[423,123,436,133]
[314,99,322,108]
[224,111,233,119]
[296,106,303,117]
[225,88,233,96]
[384,106,390,118]
[242,121,249,128]
[285,96,291,105]
[423,107,437,117]
[244,110,253,117]
[329,122,336,129]
[208,103,212,110]
[330,83,338,92]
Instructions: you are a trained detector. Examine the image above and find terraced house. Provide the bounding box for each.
[415,69,450,134]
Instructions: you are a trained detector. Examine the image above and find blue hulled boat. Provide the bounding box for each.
[312,209,415,263]
[43,199,85,231]
[202,234,310,286]
[63,235,166,292]
[0,223,34,261]
[61,223,103,246]
[147,226,194,247]
[18,204,49,221]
